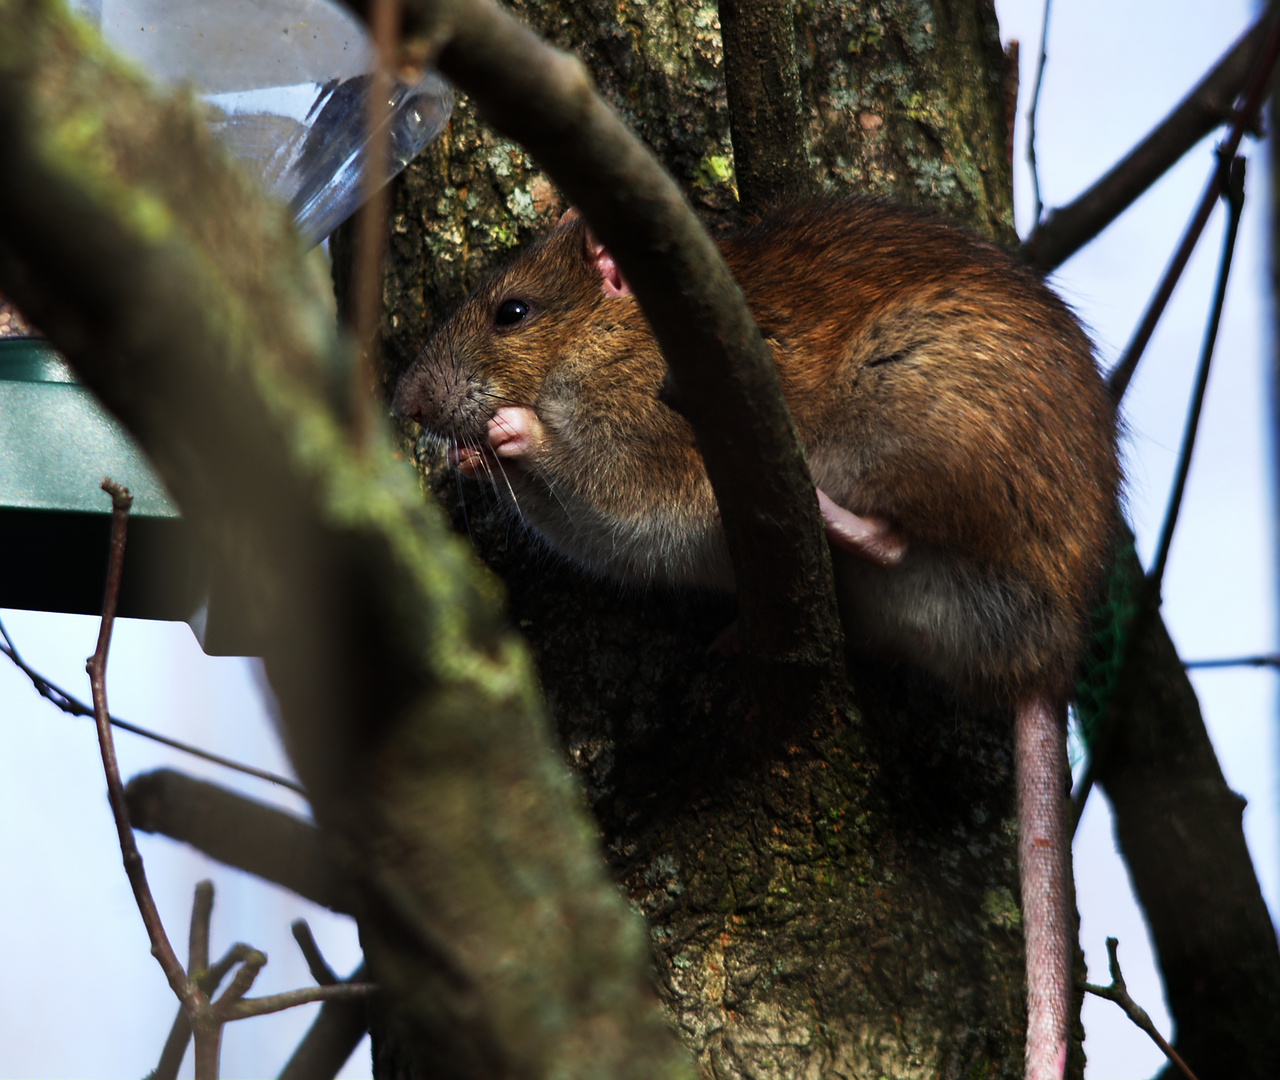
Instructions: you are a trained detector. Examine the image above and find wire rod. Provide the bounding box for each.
[0,615,305,795]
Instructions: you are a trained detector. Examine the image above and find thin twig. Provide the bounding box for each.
[1147,155,1246,590]
[1085,937,1202,1080]
[1022,3,1278,268]
[1184,653,1280,669]
[217,949,267,1008]
[278,962,371,1080]
[1,615,305,794]
[349,0,401,449]
[278,926,372,1080]
[1026,0,1052,226]
[87,479,196,1008]
[219,982,378,1022]
[1107,10,1280,403]
[292,920,340,985]
[190,879,214,976]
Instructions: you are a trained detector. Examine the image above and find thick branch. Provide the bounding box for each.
[1022,3,1278,270]
[717,0,811,211]
[394,0,847,719]
[0,4,692,1077]
[125,770,352,912]
[1091,564,1280,1078]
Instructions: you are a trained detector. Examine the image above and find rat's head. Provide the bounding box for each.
[393,214,728,588]
[394,215,607,438]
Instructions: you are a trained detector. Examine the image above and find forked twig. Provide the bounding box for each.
[153,883,255,1080]
[280,923,371,1080]
[1085,937,1202,1080]
[88,480,197,1005]
[90,481,374,1078]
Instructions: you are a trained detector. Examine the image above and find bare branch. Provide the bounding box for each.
[221,982,378,1023]
[279,925,370,1080]
[0,6,696,1075]
[1085,938,1201,1080]
[189,879,215,977]
[1147,156,1245,589]
[152,1004,194,1080]
[292,920,340,986]
[215,949,267,1009]
[125,770,351,913]
[1084,570,1280,1070]
[1184,653,1280,669]
[1107,9,1280,402]
[1025,0,1052,226]
[278,962,371,1080]
[717,0,811,211]
[152,933,254,1080]
[1022,3,1279,270]
[87,480,197,1010]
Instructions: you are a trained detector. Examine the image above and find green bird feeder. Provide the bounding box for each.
[0,0,452,654]
[0,332,213,637]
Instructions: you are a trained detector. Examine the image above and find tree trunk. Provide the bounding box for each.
[347,2,1055,1077]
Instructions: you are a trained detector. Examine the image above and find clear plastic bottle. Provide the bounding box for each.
[71,0,453,245]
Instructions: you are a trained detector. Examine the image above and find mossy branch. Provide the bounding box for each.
[0,2,693,1076]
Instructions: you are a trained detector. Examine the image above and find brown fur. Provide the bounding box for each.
[394,199,1119,703]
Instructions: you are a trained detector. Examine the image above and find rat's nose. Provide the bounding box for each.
[391,375,425,426]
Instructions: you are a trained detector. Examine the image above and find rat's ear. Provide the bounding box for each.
[584,228,631,298]
[561,206,631,297]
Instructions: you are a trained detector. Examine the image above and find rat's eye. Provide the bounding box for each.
[494,298,531,328]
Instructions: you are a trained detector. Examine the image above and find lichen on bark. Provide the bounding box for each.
[798,0,1015,243]
[360,1,1048,1077]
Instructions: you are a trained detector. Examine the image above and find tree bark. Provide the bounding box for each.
[357,2,1038,1077]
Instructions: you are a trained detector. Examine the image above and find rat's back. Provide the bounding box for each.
[719,202,1118,700]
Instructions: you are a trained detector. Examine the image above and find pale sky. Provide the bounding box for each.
[997,0,1279,1075]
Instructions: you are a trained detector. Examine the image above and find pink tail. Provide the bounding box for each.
[1015,696,1070,1080]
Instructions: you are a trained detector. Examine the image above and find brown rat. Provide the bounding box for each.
[394,199,1119,1080]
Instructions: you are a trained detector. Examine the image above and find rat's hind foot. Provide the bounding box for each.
[816,489,906,567]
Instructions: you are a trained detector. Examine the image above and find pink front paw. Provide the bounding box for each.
[488,406,543,462]
[449,406,542,477]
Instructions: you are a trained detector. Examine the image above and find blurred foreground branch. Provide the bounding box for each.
[0,2,692,1076]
